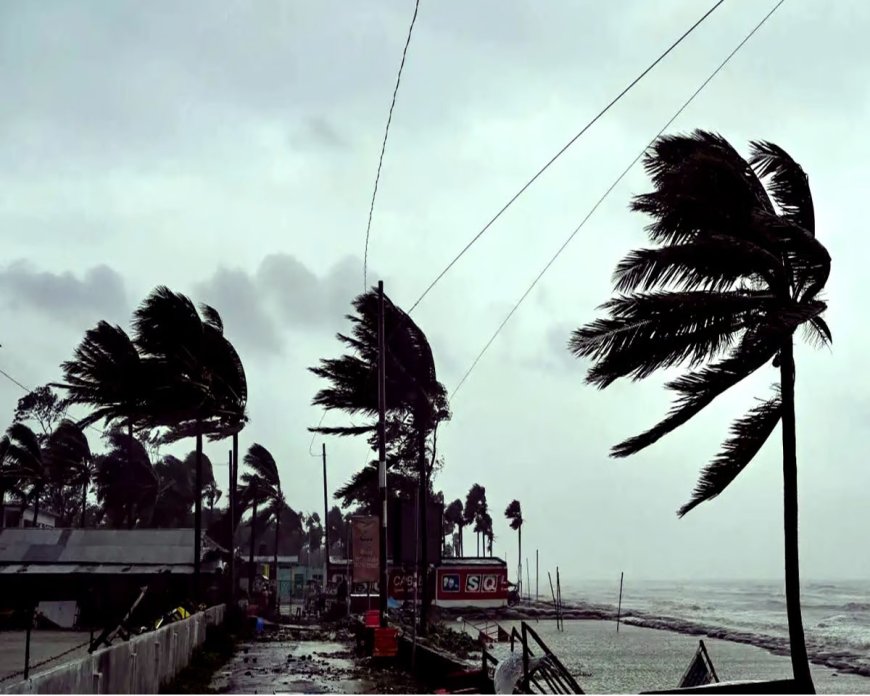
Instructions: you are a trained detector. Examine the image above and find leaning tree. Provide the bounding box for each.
[570,131,830,693]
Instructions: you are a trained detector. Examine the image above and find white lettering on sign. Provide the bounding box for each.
[482,575,498,592]
[466,574,481,592]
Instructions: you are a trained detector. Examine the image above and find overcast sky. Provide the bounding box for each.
[1,0,867,584]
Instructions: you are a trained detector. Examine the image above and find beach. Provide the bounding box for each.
[485,619,870,694]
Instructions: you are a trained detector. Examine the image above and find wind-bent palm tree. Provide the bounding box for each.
[464,484,487,556]
[3,423,46,525]
[133,287,247,598]
[444,499,464,556]
[309,288,450,634]
[6,423,51,527]
[94,428,159,528]
[570,131,829,692]
[505,500,523,591]
[44,419,92,527]
[242,444,282,601]
[0,434,21,528]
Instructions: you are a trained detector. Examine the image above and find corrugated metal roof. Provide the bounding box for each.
[0,563,198,575]
[0,528,217,567]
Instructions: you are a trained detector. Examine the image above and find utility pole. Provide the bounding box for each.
[227,448,234,603]
[536,549,539,601]
[377,280,388,628]
[322,443,329,589]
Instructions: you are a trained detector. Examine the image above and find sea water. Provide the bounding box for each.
[557,579,870,682]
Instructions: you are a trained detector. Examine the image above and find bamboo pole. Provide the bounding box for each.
[616,571,624,632]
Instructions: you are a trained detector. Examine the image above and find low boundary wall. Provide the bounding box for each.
[3,604,226,694]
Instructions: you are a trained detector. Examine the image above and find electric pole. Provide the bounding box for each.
[377,280,388,627]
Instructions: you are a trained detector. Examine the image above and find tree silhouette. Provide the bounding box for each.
[2,423,45,525]
[44,419,92,527]
[93,428,158,528]
[309,288,450,632]
[505,499,523,591]
[444,499,464,557]
[242,443,282,597]
[464,484,487,556]
[570,131,830,692]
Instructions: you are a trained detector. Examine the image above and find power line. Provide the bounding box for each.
[406,0,726,315]
[450,0,787,401]
[363,0,423,290]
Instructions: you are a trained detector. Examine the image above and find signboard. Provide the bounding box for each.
[434,564,509,608]
[388,569,419,600]
[351,516,379,583]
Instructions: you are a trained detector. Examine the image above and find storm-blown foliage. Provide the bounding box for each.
[570,131,830,692]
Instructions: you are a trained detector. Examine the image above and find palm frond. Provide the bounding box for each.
[571,291,771,388]
[612,238,782,294]
[678,388,782,517]
[243,444,280,489]
[748,141,814,235]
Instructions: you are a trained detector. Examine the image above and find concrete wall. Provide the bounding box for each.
[3,605,226,695]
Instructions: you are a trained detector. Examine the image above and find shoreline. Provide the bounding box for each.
[437,599,870,680]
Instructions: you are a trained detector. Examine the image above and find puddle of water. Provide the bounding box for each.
[211,637,424,694]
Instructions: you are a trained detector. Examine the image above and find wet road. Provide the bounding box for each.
[210,627,427,694]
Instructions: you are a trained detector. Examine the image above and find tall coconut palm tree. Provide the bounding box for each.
[93,428,158,528]
[133,287,246,598]
[505,500,523,591]
[2,423,46,526]
[570,131,829,693]
[444,499,464,556]
[44,419,92,527]
[242,444,282,600]
[309,288,451,633]
[0,435,21,528]
[464,484,486,556]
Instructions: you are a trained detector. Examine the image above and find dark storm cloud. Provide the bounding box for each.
[0,261,127,325]
[257,253,362,331]
[193,254,370,357]
[194,266,284,357]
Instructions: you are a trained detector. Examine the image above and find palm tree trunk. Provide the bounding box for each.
[228,431,238,603]
[0,484,6,529]
[248,496,258,597]
[780,338,814,693]
[194,420,203,604]
[417,428,429,637]
[32,489,40,527]
[273,502,280,613]
[80,479,87,528]
[518,525,522,596]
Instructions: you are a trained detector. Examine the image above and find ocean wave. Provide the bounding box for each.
[556,598,870,679]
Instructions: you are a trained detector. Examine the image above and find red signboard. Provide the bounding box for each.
[351,516,379,583]
[388,569,419,600]
[434,564,509,607]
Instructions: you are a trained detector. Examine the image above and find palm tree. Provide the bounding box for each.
[570,131,829,693]
[2,423,46,526]
[505,500,523,591]
[0,434,21,528]
[309,288,450,633]
[93,428,158,528]
[242,444,282,600]
[444,499,464,557]
[44,419,92,527]
[464,484,486,556]
[241,476,264,596]
[133,287,247,598]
